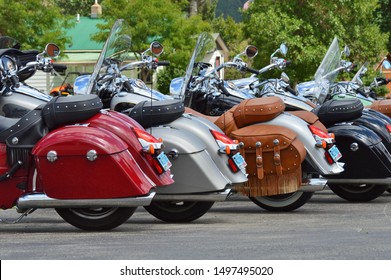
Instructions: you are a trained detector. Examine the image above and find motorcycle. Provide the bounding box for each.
[234,38,391,201]
[170,33,344,211]
[65,19,248,222]
[0,36,174,230]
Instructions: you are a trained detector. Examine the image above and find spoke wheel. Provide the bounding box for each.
[250,192,313,212]
[328,184,388,202]
[144,201,214,222]
[55,207,136,231]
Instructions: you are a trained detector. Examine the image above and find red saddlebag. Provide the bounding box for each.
[231,125,306,196]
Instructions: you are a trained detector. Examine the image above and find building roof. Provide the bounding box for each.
[65,16,106,51]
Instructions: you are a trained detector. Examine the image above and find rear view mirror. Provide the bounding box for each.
[383,60,391,70]
[279,43,288,56]
[45,43,60,58]
[343,45,350,57]
[150,41,163,56]
[245,45,258,58]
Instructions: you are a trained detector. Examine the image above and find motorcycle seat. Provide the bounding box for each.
[312,98,363,127]
[42,95,103,130]
[129,99,185,128]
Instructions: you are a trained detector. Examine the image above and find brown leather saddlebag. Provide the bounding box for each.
[369,100,391,118]
[231,124,306,196]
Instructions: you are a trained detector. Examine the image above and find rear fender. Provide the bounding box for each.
[167,114,248,184]
[148,126,231,193]
[260,112,344,175]
[87,111,174,186]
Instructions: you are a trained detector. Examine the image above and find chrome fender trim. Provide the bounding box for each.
[326,178,391,185]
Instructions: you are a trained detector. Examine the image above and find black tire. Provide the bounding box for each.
[144,201,214,223]
[328,184,388,202]
[55,207,136,231]
[250,191,313,212]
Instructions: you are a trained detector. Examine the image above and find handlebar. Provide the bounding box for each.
[157,61,170,66]
[245,67,260,75]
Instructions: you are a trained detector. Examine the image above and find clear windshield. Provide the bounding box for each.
[178,32,215,100]
[314,37,341,84]
[86,19,131,94]
[351,62,368,84]
[0,36,20,49]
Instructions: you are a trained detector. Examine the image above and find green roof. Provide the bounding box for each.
[65,16,106,51]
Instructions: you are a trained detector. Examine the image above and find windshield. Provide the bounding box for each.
[351,62,368,85]
[86,19,130,94]
[178,32,215,100]
[0,36,20,49]
[314,37,341,84]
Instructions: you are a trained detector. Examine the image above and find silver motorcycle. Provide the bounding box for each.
[73,19,248,222]
[170,33,344,211]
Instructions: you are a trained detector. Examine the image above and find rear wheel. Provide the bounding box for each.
[55,207,136,231]
[328,184,388,202]
[250,192,313,212]
[144,201,214,222]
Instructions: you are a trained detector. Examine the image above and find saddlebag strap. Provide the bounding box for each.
[273,139,283,176]
[255,141,264,180]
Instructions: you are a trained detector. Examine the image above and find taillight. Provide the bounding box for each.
[133,127,171,174]
[133,127,163,154]
[386,124,391,134]
[210,129,247,173]
[308,125,335,148]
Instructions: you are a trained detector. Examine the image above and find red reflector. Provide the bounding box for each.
[133,127,160,143]
[309,125,329,139]
[210,130,235,144]
[324,151,334,164]
[228,158,239,173]
[152,158,164,174]
[386,124,391,134]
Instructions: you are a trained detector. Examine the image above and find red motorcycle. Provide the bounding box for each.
[0,45,174,230]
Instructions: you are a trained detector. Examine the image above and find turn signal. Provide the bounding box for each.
[309,125,329,138]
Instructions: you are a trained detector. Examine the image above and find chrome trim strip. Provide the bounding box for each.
[326,178,391,184]
[16,192,156,208]
[153,189,231,202]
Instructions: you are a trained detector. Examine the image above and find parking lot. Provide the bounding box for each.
[1,189,391,260]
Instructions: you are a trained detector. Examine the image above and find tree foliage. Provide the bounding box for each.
[54,0,95,16]
[243,0,388,84]
[98,0,211,93]
[0,0,72,50]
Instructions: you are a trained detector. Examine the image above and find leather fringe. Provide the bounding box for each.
[237,166,302,197]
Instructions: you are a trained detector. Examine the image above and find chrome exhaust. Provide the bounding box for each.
[16,192,156,209]
[153,188,231,202]
[299,178,327,192]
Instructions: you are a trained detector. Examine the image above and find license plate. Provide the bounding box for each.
[328,145,342,162]
[157,152,172,171]
[232,153,247,171]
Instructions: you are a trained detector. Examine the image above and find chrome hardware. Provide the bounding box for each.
[11,137,18,145]
[86,150,98,161]
[168,149,179,160]
[350,142,359,152]
[46,151,58,162]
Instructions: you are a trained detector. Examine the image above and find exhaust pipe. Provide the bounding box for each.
[153,188,231,202]
[16,192,156,209]
[326,177,391,185]
[299,178,327,192]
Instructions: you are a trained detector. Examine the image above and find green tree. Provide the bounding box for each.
[374,0,391,51]
[54,0,96,16]
[0,0,72,51]
[99,0,211,93]
[243,0,388,84]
